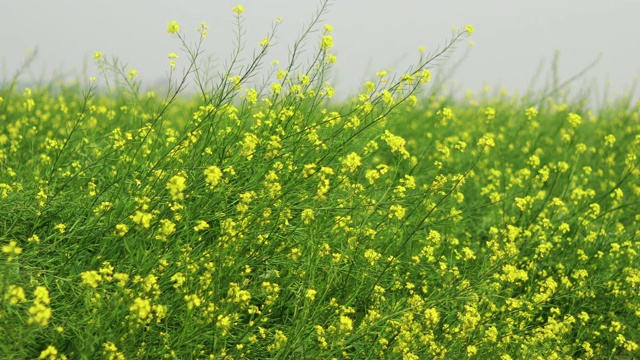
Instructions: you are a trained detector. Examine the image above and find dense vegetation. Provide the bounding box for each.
[1,3,639,359]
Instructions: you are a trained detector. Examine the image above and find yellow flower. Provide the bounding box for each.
[485,326,498,342]
[166,174,187,201]
[39,345,59,360]
[339,315,353,332]
[267,329,288,351]
[381,90,394,105]
[259,37,271,47]
[365,169,381,185]
[171,272,186,288]
[464,25,475,36]
[4,285,27,304]
[499,264,529,283]
[114,223,128,237]
[130,211,153,228]
[197,22,209,38]
[28,286,52,327]
[305,289,317,301]
[324,86,335,98]
[389,204,406,220]
[525,106,538,120]
[98,262,114,278]
[217,314,232,335]
[168,52,179,69]
[459,304,481,331]
[462,247,476,261]
[184,294,202,310]
[245,88,258,104]
[301,209,315,224]
[438,107,453,122]
[624,339,639,352]
[270,83,282,94]
[167,20,180,34]
[381,130,410,159]
[81,271,102,288]
[477,134,496,148]
[113,273,129,287]
[567,112,582,127]
[233,5,244,15]
[153,304,168,322]
[228,282,252,306]
[130,297,152,321]
[604,134,616,147]
[2,240,22,260]
[364,249,382,266]
[485,107,496,120]
[288,247,302,261]
[321,35,334,50]
[104,341,118,353]
[92,51,103,61]
[159,219,176,236]
[467,345,478,356]
[194,220,210,232]
[204,165,223,188]
[241,133,260,160]
[342,152,362,172]
[54,223,66,234]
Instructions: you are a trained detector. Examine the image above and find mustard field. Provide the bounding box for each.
[1,4,639,359]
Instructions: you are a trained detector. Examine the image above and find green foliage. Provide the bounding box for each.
[1,3,639,359]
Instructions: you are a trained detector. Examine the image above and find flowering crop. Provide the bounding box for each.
[1,2,639,359]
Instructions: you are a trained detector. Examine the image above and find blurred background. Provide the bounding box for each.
[1,0,639,102]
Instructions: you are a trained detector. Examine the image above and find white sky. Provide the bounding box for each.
[1,1,639,101]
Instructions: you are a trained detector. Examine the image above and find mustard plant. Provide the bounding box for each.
[1,2,639,359]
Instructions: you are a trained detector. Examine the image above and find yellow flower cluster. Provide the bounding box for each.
[1,5,637,359]
[28,286,52,327]
[2,240,22,261]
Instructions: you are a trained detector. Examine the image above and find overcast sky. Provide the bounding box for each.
[1,1,639,102]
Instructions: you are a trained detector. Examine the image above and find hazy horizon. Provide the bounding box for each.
[2,1,639,102]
